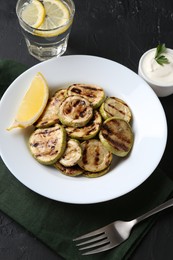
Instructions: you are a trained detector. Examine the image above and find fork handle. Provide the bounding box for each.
[136,197,173,224]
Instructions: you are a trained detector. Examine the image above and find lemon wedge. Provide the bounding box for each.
[7,72,49,130]
[36,0,71,37]
[21,0,45,28]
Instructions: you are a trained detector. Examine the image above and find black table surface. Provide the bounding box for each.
[1,1,173,259]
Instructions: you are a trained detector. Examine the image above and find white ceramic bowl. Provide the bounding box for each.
[138,48,173,97]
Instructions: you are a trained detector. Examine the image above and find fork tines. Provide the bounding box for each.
[73,229,111,255]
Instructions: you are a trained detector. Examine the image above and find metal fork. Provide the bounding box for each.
[73,197,173,255]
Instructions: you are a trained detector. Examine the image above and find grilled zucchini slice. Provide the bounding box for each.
[54,161,84,176]
[67,84,105,108]
[100,97,132,122]
[83,166,110,178]
[78,139,112,172]
[99,117,133,157]
[36,89,67,128]
[58,95,93,127]
[29,124,66,165]
[65,110,102,140]
[59,139,82,167]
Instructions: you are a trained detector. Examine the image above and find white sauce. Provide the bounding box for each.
[141,49,173,85]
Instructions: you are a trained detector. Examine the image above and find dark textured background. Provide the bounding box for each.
[1,0,173,259]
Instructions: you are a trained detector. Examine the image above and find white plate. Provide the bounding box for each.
[0,55,167,204]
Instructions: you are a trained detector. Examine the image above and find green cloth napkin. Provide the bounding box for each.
[0,59,173,260]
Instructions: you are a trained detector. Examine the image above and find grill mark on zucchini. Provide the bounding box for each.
[95,146,100,165]
[65,111,102,140]
[36,149,59,158]
[73,102,88,118]
[78,139,112,172]
[34,128,60,136]
[79,107,87,118]
[73,99,81,107]
[99,117,133,156]
[68,84,105,108]
[102,133,129,152]
[103,119,131,144]
[54,161,83,176]
[100,97,132,122]
[82,142,88,165]
[36,98,60,127]
[64,106,72,114]
[29,124,66,165]
[86,124,99,134]
[71,85,103,95]
[67,123,99,136]
[32,142,39,147]
[58,95,93,127]
[105,103,126,117]
[105,154,112,166]
[36,89,67,128]
[71,87,81,94]
[30,138,60,157]
[101,119,131,151]
[64,98,87,115]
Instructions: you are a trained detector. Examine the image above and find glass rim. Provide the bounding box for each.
[16,0,75,32]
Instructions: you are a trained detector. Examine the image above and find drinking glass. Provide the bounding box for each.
[16,0,75,61]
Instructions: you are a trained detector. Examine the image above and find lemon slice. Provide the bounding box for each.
[36,0,71,37]
[7,72,49,130]
[21,0,45,28]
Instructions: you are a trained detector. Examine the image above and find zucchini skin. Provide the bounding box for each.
[78,139,112,172]
[67,84,106,109]
[100,97,132,122]
[99,117,134,157]
[65,110,102,141]
[54,161,84,176]
[83,166,110,178]
[36,89,67,128]
[58,95,93,127]
[28,124,66,165]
